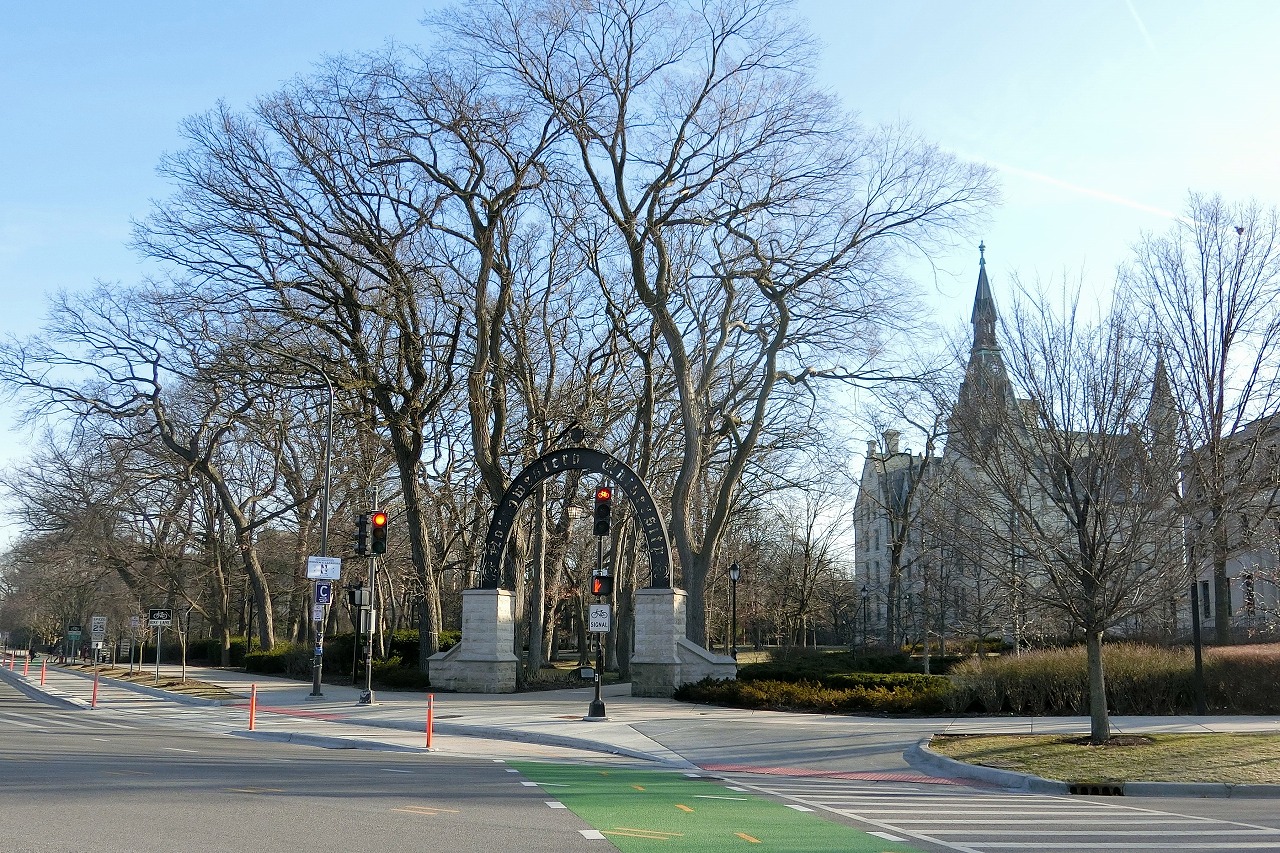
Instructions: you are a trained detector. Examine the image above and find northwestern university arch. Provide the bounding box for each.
[428,446,735,696]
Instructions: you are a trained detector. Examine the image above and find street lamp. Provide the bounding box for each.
[263,348,334,699]
[729,562,741,660]
[860,584,869,653]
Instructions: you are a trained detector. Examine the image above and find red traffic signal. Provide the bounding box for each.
[590,574,614,597]
[593,486,612,536]
[370,511,389,555]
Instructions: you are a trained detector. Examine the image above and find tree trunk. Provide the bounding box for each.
[1086,629,1110,744]
[389,428,443,662]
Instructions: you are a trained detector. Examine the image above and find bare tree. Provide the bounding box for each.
[950,282,1185,742]
[1125,194,1280,643]
[444,0,996,643]
[0,285,302,651]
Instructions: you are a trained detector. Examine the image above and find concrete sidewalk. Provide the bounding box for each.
[5,654,1280,796]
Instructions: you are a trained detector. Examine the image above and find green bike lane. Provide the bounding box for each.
[511,762,925,852]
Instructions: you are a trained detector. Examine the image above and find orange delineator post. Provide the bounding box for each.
[40,660,47,685]
[91,668,100,708]
[22,657,29,676]
[248,684,257,731]
[425,693,434,749]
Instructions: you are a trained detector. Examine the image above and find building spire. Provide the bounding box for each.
[971,242,997,350]
[1148,343,1176,442]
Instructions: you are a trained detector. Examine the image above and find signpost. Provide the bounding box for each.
[67,625,81,661]
[147,609,171,681]
[90,616,107,642]
[306,557,341,699]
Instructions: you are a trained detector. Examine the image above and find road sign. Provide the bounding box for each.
[147,608,173,627]
[588,604,612,633]
[306,556,342,580]
[129,615,140,629]
[90,616,107,641]
[312,604,324,623]
[315,580,333,606]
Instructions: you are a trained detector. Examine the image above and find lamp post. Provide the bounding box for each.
[860,584,869,653]
[264,348,334,699]
[729,562,741,660]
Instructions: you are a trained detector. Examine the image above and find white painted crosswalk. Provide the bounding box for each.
[729,775,1280,852]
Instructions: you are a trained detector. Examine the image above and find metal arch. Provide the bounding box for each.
[477,447,673,590]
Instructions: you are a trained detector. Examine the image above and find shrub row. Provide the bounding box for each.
[738,650,964,682]
[675,675,952,715]
[680,643,1280,717]
[948,643,1280,715]
[241,630,461,688]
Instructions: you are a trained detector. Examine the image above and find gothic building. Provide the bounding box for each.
[854,247,1181,651]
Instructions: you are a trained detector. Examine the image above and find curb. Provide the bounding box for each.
[234,729,430,754]
[0,666,89,710]
[50,666,243,707]
[909,737,1280,799]
[327,714,695,767]
[908,737,1067,794]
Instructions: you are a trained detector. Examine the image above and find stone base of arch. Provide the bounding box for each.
[630,588,737,697]
[427,589,519,693]
[427,586,736,696]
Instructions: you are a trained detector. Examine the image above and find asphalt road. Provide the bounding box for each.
[636,713,1280,852]
[0,681,603,853]
[7,679,1280,853]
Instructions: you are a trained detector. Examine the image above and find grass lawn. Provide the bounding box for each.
[63,663,243,700]
[931,733,1280,784]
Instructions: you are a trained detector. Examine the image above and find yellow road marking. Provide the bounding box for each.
[736,832,761,843]
[606,828,684,840]
[675,804,694,813]
[631,784,646,791]
[391,805,460,816]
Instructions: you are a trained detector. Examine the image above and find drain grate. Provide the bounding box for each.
[1068,782,1125,796]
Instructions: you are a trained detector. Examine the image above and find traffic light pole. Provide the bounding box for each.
[586,534,607,720]
[359,545,377,705]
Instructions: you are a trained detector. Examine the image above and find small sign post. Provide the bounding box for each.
[588,604,612,634]
[147,609,171,682]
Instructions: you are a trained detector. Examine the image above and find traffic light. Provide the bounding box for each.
[354,513,368,556]
[370,511,389,555]
[592,486,612,536]
[590,574,613,597]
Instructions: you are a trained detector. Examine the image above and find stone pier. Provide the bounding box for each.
[630,587,736,698]
[427,589,519,693]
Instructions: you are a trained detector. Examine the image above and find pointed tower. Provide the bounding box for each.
[1146,345,1179,483]
[1147,345,1176,444]
[948,243,1017,460]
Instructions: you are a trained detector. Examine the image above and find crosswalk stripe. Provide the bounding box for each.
[723,773,1280,853]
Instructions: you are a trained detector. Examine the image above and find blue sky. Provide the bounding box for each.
[1,1,1278,463]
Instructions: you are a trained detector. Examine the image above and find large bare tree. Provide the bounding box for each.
[1125,194,1280,643]
[443,0,996,642]
[949,282,1185,742]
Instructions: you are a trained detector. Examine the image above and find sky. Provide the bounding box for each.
[1,0,1278,492]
